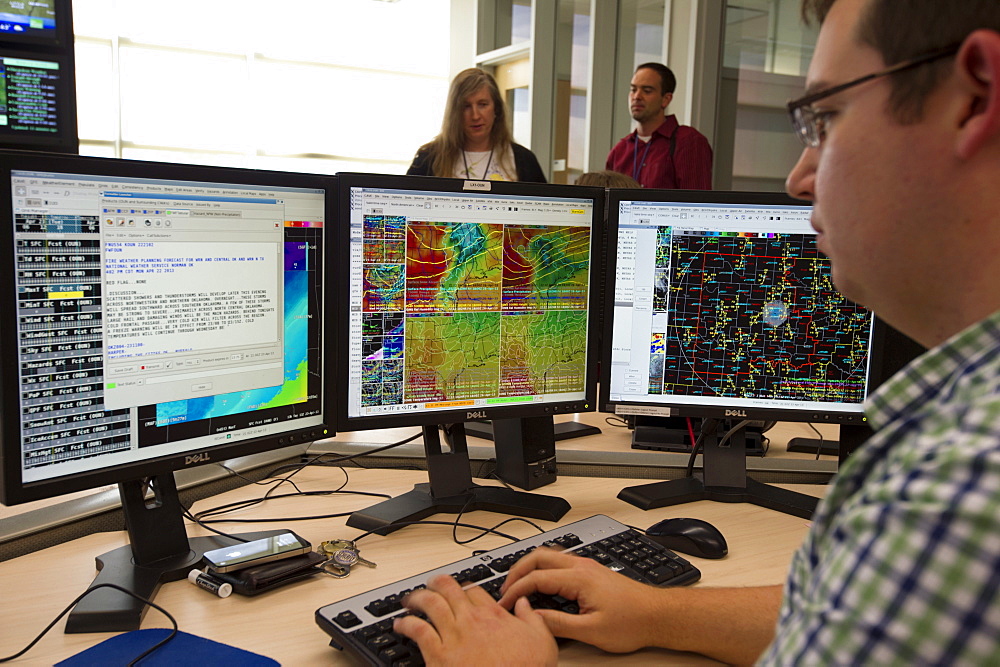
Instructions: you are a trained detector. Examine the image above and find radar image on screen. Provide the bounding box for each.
[359,214,590,409]
[648,228,870,405]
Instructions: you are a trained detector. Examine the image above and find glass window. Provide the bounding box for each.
[119,47,249,151]
[72,0,451,171]
[259,0,450,76]
[568,0,591,183]
[253,62,448,162]
[115,1,252,52]
[721,0,818,190]
[486,0,532,51]
[724,0,815,76]
[633,5,663,69]
[512,0,532,43]
[74,41,116,142]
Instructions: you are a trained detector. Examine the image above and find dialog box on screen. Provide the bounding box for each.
[100,192,285,409]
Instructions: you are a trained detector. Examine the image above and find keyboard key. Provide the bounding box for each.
[367,633,397,652]
[379,644,410,662]
[334,610,362,629]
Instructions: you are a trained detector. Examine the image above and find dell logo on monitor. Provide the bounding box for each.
[725,409,748,417]
[185,452,211,465]
[467,410,487,420]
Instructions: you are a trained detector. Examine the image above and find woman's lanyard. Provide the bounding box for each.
[462,148,494,180]
[632,137,653,182]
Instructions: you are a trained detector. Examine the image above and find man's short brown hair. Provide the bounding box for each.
[803,0,1000,122]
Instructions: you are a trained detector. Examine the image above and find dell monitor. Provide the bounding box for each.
[336,173,604,533]
[0,47,78,153]
[0,0,72,48]
[0,150,332,631]
[600,189,909,519]
[0,1,78,153]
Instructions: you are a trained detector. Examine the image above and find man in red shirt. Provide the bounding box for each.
[606,63,713,189]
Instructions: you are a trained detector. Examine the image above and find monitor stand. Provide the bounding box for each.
[65,473,282,634]
[463,417,601,441]
[786,437,840,457]
[629,415,765,456]
[617,421,818,519]
[346,422,571,535]
[786,423,874,462]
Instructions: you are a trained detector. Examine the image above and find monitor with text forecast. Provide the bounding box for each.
[0,151,332,632]
[0,48,78,153]
[337,173,604,533]
[600,189,890,518]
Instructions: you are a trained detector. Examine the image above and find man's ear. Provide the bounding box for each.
[661,92,673,111]
[955,29,1000,159]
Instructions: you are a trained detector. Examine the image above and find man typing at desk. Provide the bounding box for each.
[393,0,1000,663]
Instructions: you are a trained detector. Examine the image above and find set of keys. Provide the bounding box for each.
[318,539,377,578]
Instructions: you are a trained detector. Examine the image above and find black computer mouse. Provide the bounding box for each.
[645,517,728,559]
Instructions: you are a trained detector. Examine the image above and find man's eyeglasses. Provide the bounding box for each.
[787,43,960,148]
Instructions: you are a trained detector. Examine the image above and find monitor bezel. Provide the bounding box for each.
[0,149,335,506]
[335,172,606,433]
[599,187,882,425]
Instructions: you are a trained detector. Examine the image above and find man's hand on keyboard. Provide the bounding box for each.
[394,573,558,666]
[497,547,665,653]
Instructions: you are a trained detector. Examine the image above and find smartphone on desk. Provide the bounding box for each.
[203,531,311,573]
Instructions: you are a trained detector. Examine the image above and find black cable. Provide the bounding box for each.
[684,417,719,478]
[268,432,422,478]
[185,435,419,529]
[808,422,827,460]
[684,418,751,477]
[760,435,770,457]
[191,489,392,525]
[447,495,544,546]
[604,415,629,428]
[0,583,178,665]
[452,516,546,547]
[450,495,478,545]
[183,508,250,543]
[351,519,523,545]
[475,457,498,478]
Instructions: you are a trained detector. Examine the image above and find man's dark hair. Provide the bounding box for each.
[635,62,676,95]
[803,0,1000,122]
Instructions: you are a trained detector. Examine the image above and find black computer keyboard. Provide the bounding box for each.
[315,514,701,666]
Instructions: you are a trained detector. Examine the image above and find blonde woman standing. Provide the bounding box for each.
[407,68,546,182]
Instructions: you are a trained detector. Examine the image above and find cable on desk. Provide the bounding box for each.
[447,494,545,548]
[267,431,424,478]
[189,486,393,527]
[808,422,827,460]
[604,415,629,428]
[0,583,177,666]
[350,519,526,547]
[188,432,541,551]
[185,438,425,529]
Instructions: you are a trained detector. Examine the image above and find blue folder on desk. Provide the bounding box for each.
[56,629,279,666]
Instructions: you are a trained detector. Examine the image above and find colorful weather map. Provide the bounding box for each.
[359,215,591,406]
[647,230,871,404]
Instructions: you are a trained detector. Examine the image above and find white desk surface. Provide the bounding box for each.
[0,467,820,665]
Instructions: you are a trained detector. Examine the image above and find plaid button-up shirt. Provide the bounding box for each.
[761,309,1000,665]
